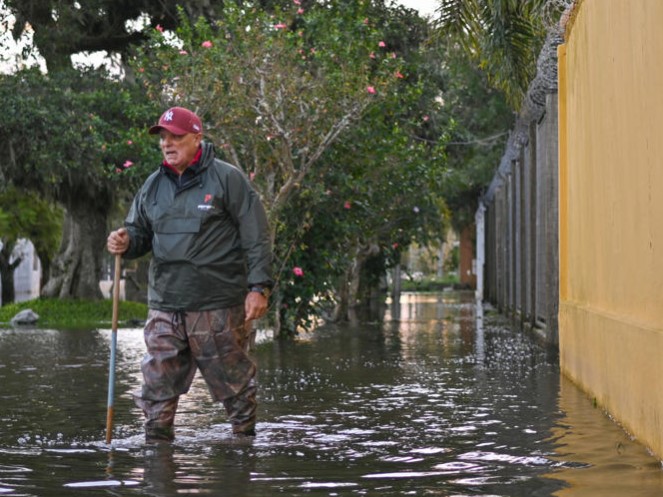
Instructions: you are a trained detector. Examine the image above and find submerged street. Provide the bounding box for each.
[0,291,661,496]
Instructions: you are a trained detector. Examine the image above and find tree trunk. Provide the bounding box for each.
[332,269,351,323]
[347,254,363,312]
[34,249,51,291]
[0,243,20,305]
[333,244,373,324]
[332,243,387,324]
[42,199,108,300]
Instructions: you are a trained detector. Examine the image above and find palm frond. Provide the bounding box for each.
[435,0,482,53]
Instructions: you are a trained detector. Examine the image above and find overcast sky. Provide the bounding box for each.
[398,0,438,17]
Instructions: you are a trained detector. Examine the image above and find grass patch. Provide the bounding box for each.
[0,298,148,330]
[399,275,461,292]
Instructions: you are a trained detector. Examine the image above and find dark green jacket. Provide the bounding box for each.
[123,142,273,311]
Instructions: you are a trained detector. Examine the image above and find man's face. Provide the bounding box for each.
[159,130,202,171]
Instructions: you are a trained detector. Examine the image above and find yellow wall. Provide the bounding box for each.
[559,0,663,458]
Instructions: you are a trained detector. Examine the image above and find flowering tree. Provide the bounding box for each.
[134,2,402,231]
[276,32,451,330]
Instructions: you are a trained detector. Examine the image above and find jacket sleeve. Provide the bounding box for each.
[122,181,154,260]
[223,166,274,288]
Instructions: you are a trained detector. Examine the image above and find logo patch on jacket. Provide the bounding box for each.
[198,193,214,211]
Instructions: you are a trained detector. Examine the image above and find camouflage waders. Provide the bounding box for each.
[134,306,257,441]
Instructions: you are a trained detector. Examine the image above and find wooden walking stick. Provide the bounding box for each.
[106,253,122,444]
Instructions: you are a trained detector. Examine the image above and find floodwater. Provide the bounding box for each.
[1,291,662,497]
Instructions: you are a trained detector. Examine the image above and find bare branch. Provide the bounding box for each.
[271,100,369,212]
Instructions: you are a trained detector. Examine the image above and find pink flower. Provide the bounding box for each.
[115,168,122,173]
[179,50,188,55]
[250,172,256,181]
[201,40,213,48]
[274,23,288,30]
[391,52,397,59]
[293,0,301,4]
[369,52,376,59]
[156,24,164,32]
[127,140,133,145]
[395,71,404,79]
[344,201,352,209]
[363,18,369,25]
[293,266,304,277]
[123,160,134,168]
[297,8,304,14]
[378,41,386,48]
[423,115,430,122]
[366,86,376,94]
[392,242,399,249]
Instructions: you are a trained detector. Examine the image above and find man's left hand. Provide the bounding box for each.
[245,291,268,322]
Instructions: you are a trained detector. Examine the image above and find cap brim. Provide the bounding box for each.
[148,124,191,135]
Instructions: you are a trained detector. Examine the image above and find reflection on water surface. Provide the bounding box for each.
[0,291,661,496]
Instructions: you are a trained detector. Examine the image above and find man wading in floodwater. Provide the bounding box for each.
[107,106,273,442]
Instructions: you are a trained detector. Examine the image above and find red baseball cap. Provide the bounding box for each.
[149,107,203,135]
